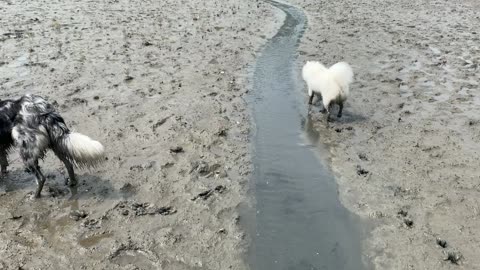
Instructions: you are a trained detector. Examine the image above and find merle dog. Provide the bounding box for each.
[0,94,104,198]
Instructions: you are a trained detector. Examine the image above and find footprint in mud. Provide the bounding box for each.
[78,232,114,248]
[113,201,177,217]
[191,185,226,201]
[60,97,89,109]
[119,183,137,198]
[111,250,157,268]
[109,242,159,268]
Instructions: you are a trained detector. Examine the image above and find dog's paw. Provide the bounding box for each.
[67,181,77,187]
[25,191,40,200]
[65,177,77,187]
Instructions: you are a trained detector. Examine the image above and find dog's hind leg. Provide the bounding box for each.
[52,148,77,186]
[61,157,76,186]
[0,147,8,175]
[338,102,344,118]
[32,164,46,198]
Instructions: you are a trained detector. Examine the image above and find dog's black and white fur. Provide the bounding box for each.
[0,94,105,198]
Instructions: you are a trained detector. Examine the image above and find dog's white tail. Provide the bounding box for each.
[328,62,354,95]
[61,132,105,168]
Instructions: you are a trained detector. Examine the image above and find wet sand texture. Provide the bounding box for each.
[290,0,480,268]
[0,0,283,269]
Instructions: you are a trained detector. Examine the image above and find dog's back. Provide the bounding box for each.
[15,94,56,119]
[0,94,55,136]
[12,95,70,158]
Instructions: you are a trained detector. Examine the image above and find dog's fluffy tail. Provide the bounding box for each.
[328,62,354,95]
[58,132,105,168]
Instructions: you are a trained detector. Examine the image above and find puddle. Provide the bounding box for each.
[248,1,367,269]
[0,52,31,80]
[30,194,80,246]
[35,213,73,246]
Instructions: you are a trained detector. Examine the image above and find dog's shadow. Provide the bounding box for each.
[0,169,132,201]
[332,110,367,124]
[307,101,367,124]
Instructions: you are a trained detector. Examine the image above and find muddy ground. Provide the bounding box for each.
[0,0,283,269]
[1,0,480,269]
[291,0,480,268]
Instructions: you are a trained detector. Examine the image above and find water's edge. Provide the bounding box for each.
[245,1,367,269]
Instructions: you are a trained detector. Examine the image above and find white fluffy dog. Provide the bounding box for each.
[302,61,354,121]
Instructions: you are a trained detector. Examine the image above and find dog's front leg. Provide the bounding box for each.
[308,93,314,105]
[0,148,8,175]
[338,102,344,118]
[326,103,334,122]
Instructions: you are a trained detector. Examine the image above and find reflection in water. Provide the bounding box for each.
[302,113,320,145]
